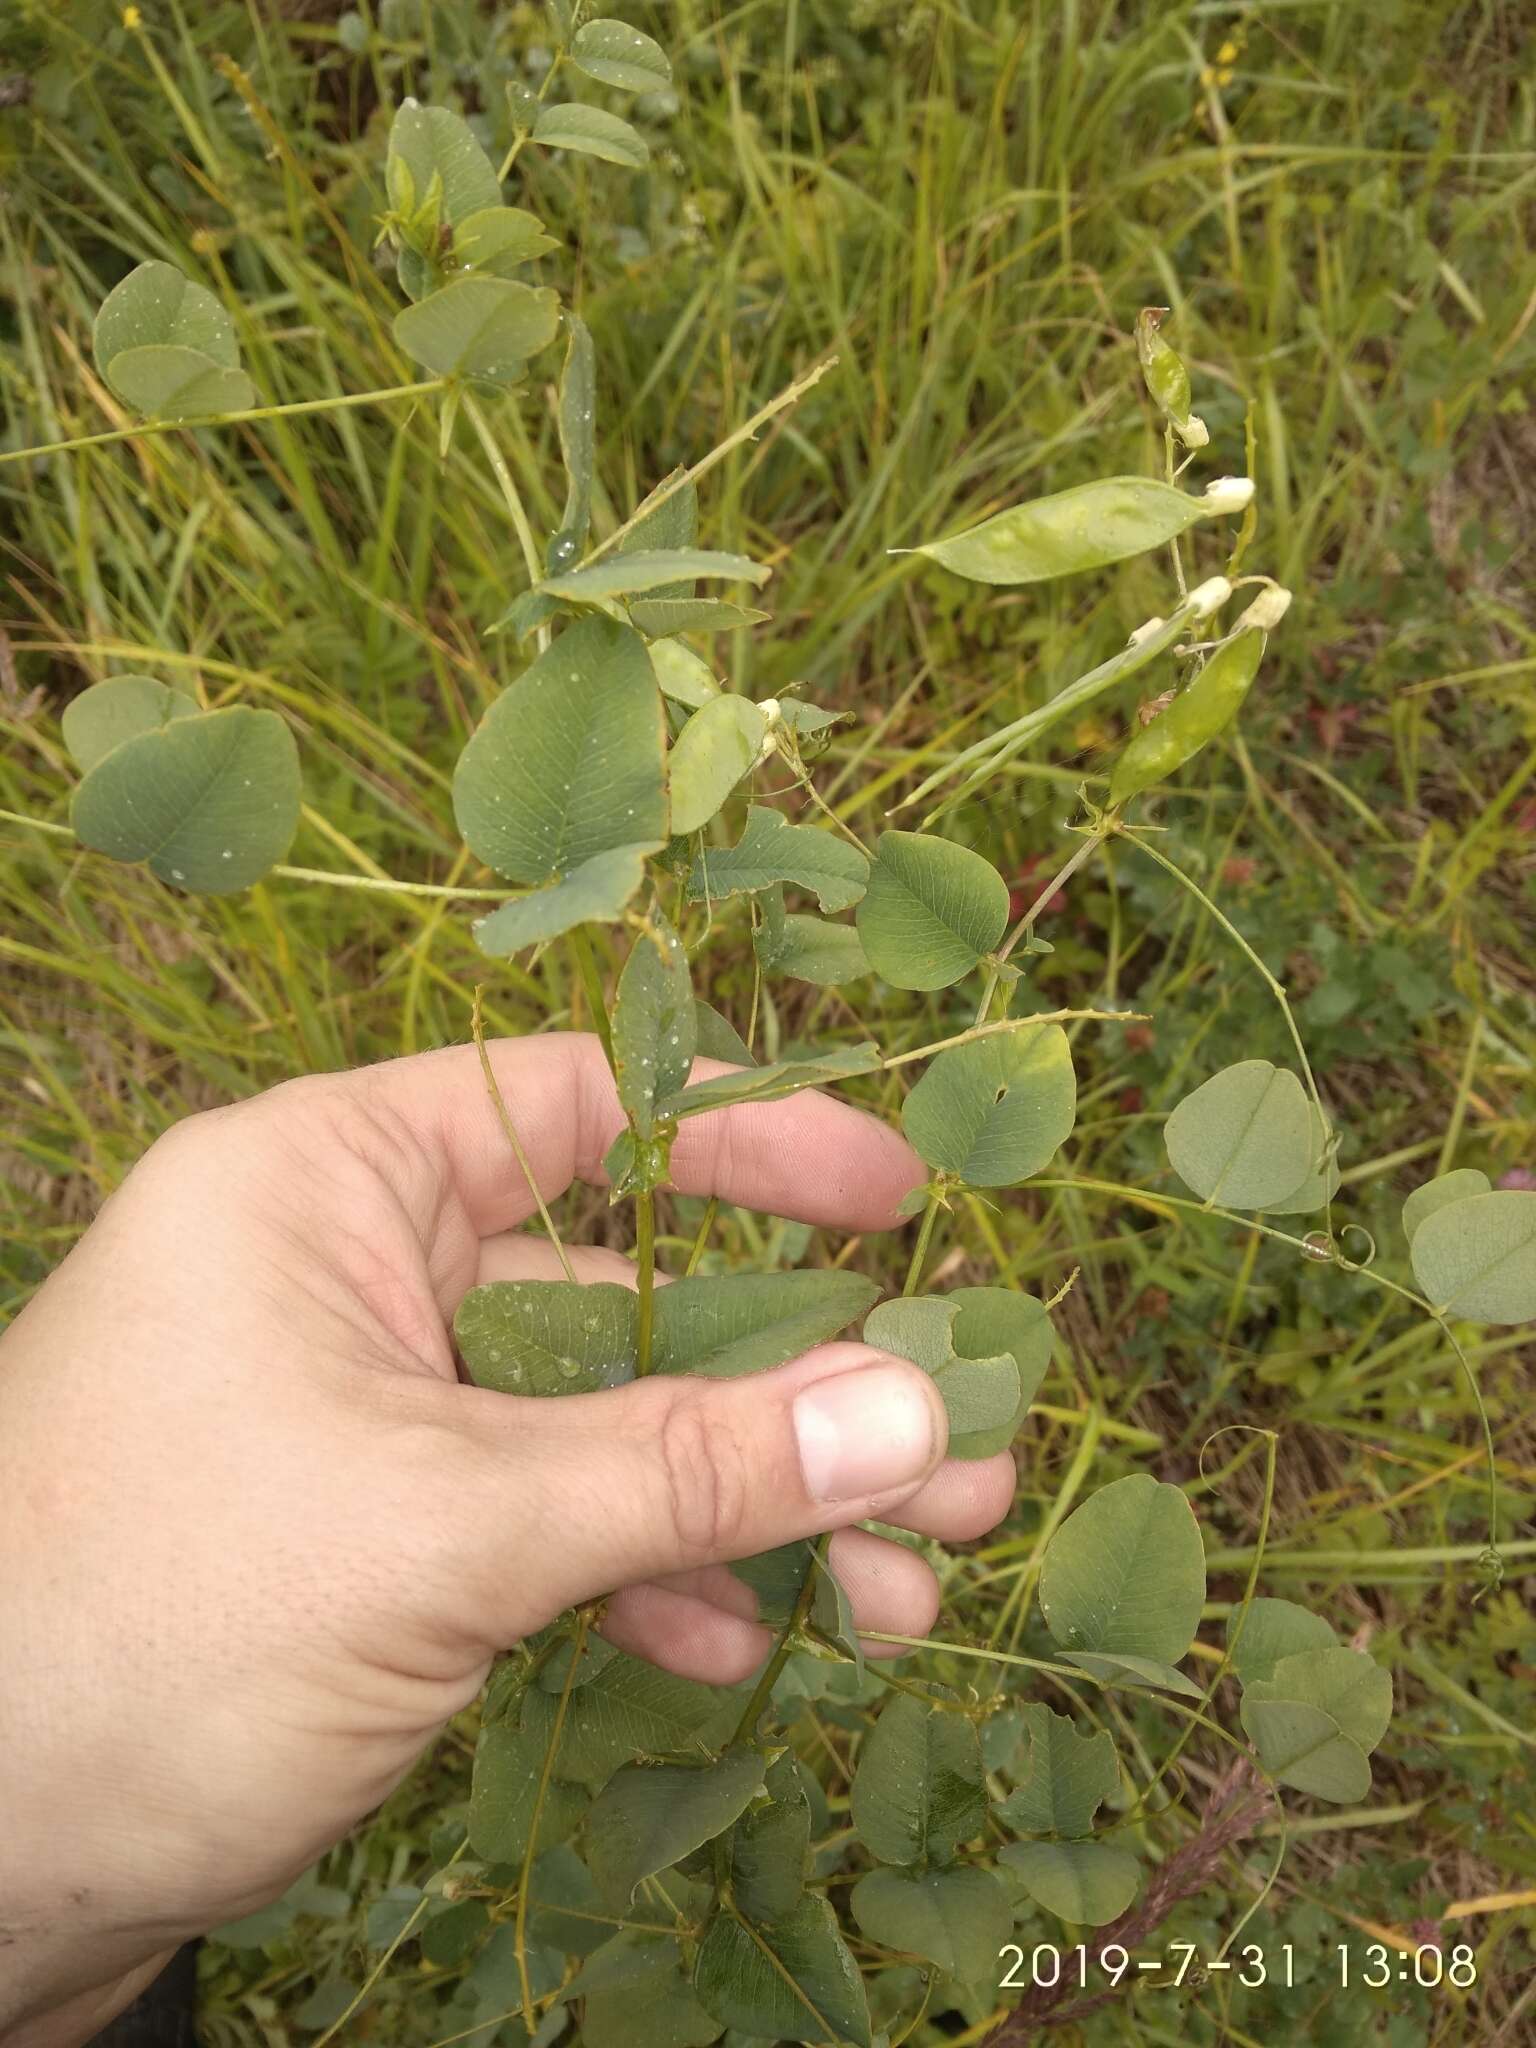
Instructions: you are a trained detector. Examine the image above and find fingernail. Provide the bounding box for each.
[793,1363,940,1505]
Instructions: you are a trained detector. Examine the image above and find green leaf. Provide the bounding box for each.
[93,259,240,376]
[619,472,697,576]
[526,1844,610,1957]
[533,103,649,168]
[659,1044,880,1120]
[850,1686,986,1867]
[61,675,198,773]
[453,204,559,275]
[454,616,667,883]
[695,1895,871,2048]
[571,19,673,92]
[654,1271,879,1379]
[1226,1598,1338,1687]
[487,587,564,643]
[1164,1060,1315,1210]
[614,912,696,1137]
[470,1686,588,1862]
[862,1297,1022,1460]
[756,903,870,987]
[545,550,770,606]
[420,1896,490,1967]
[453,1280,638,1395]
[558,1654,735,1789]
[999,1840,1140,1926]
[996,1706,1118,1837]
[587,1750,765,1907]
[729,1542,813,1630]
[808,1545,864,1679]
[689,807,870,915]
[1038,1472,1205,1665]
[722,1754,811,1924]
[393,275,560,383]
[693,999,755,1067]
[1265,1104,1341,1216]
[1239,1698,1371,1803]
[1409,1189,1536,1322]
[915,475,1246,586]
[572,1932,723,2048]
[630,598,768,636]
[101,346,255,419]
[1401,1168,1492,1245]
[1059,1651,1204,1700]
[850,1866,1010,1984]
[669,697,769,836]
[948,1287,1052,1412]
[855,831,1008,990]
[69,705,300,894]
[387,100,503,224]
[650,638,721,709]
[1247,1647,1391,1755]
[553,312,596,554]
[471,844,652,955]
[903,1024,1075,1186]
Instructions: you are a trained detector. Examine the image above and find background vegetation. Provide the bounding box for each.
[1,1,1533,2042]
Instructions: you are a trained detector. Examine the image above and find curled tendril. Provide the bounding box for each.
[1333,1222,1378,1272]
[1472,1545,1505,1603]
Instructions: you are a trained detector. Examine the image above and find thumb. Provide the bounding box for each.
[453,1343,948,1633]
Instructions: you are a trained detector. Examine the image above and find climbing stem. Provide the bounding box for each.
[0,379,446,467]
[568,925,614,1064]
[903,1189,944,1296]
[634,1186,657,1376]
[463,391,544,588]
[472,986,575,1282]
[731,1556,819,1746]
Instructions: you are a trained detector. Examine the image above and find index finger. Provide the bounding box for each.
[363,1032,925,1238]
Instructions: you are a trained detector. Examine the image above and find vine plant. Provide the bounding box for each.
[7,9,1533,2044]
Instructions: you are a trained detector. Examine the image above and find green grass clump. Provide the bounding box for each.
[2,3,1534,2042]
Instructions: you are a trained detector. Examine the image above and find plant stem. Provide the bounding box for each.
[514,1609,588,2030]
[731,1558,820,1746]
[472,986,576,1282]
[272,864,505,899]
[568,926,614,1063]
[0,380,446,466]
[0,809,509,899]
[585,357,839,567]
[1164,423,1189,597]
[881,1006,1143,1073]
[1036,1172,1502,1565]
[1131,1428,1278,1818]
[858,1631,1253,1764]
[498,49,563,179]
[1118,826,1325,1132]
[973,830,1109,1025]
[462,392,545,587]
[903,1190,943,1296]
[634,1186,657,1376]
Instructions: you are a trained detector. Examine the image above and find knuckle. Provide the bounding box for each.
[655,1386,752,1563]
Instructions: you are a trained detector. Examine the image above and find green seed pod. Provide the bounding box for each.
[1108,625,1268,807]
[1136,307,1192,427]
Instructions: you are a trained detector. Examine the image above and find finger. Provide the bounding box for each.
[447,1341,949,1635]
[826,1526,942,1658]
[874,1452,1017,1544]
[474,1236,643,1289]
[600,1532,941,1681]
[599,1581,769,1685]
[355,1035,924,1240]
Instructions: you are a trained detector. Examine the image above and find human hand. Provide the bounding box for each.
[0,1035,1014,2043]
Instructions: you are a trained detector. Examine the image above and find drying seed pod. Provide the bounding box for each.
[1136,307,1209,448]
